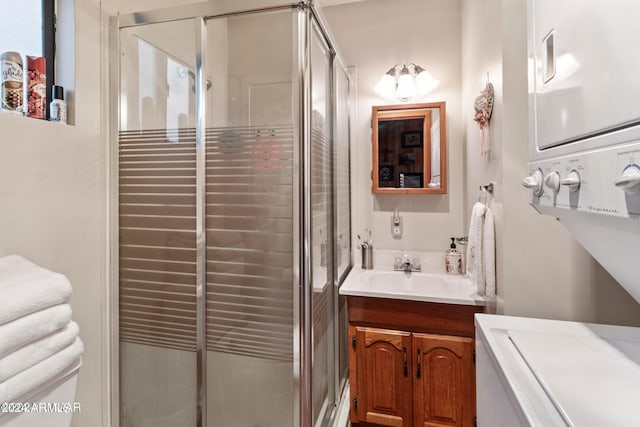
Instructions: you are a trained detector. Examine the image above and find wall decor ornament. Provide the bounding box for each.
[474,77,494,156]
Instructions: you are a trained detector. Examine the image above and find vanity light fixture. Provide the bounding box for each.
[374,63,440,102]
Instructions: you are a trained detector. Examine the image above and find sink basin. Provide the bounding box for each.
[340,268,485,306]
[367,271,450,293]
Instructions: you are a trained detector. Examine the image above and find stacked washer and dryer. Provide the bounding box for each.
[478,1,640,426]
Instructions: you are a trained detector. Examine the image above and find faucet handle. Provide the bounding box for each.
[411,257,421,271]
[394,256,403,270]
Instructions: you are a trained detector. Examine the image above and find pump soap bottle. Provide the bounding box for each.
[445,237,462,274]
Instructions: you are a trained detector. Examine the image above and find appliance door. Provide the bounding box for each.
[530,0,640,150]
[475,336,528,427]
[475,329,567,427]
[477,316,640,427]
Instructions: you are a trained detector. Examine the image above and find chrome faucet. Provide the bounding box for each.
[394,255,422,272]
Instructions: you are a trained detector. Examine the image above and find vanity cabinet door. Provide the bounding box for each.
[350,325,413,426]
[412,334,474,427]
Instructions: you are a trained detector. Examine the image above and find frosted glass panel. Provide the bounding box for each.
[205,10,294,427]
[334,65,351,393]
[120,20,197,132]
[335,67,351,280]
[310,19,335,427]
[118,19,198,427]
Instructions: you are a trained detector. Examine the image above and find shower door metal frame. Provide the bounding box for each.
[108,2,352,426]
[296,5,312,426]
[107,14,120,427]
[194,17,208,426]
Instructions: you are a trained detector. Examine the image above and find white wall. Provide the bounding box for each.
[324,0,465,257]
[0,1,105,425]
[461,0,640,325]
[0,1,202,425]
[460,0,503,313]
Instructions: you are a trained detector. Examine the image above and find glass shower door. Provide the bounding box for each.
[334,62,351,400]
[204,10,295,427]
[116,6,350,427]
[118,19,198,427]
[310,18,336,427]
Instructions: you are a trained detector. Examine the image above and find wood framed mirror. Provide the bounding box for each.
[372,102,446,194]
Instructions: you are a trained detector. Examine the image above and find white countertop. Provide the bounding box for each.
[339,250,485,306]
[476,314,640,427]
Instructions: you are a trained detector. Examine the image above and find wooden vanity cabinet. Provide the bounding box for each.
[348,296,483,427]
[413,333,474,427]
[351,326,413,426]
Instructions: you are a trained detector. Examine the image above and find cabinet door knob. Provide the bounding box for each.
[416,349,421,379]
[403,347,408,377]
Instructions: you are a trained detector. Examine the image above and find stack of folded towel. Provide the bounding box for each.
[0,255,84,404]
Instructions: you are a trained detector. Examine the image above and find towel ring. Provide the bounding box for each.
[479,182,495,205]
[479,182,494,194]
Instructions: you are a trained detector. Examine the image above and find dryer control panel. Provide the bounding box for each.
[524,140,640,218]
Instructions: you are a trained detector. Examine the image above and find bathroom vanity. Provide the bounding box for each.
[340,257,485,427]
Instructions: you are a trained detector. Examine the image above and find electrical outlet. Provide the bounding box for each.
[391,215,402,238]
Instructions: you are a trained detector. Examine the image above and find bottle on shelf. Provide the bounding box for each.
[50,85,67,124]
[445,237,462,274]
[1,51,24,114]
[27,56,46,119]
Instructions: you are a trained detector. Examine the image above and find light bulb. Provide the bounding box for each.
[415,68,440,94]
[374,73,396,98]
[395,65,415,101]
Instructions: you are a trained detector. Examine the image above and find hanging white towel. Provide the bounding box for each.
[483,207,496,298]
[0,321,79,382]
[0,304,72,357]
[0,337,83,404]
[466,202,486,291]
[0,255,72,325]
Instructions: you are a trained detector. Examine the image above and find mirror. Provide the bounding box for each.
[372,102,446,194]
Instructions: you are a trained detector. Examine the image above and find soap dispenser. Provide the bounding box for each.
[445,237,462,274]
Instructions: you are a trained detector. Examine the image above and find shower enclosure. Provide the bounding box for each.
[110,1,351,426]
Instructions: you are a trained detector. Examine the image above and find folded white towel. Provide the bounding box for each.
[466,202,486,291]
[0,337,84,403]
[0,322,79,382]
[483,207,496,298]
[0,304,72,357]
[0,255,72,325]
